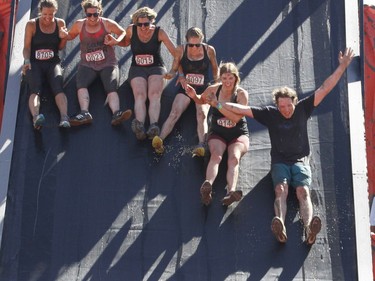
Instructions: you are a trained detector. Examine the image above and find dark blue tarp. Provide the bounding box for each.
[0,0,357,280]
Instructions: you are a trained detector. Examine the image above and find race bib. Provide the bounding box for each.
[35,49,54,60]
[85,49,105,62]
[217,117,236,128]
[186,73,204,85]
[135,54,154,66]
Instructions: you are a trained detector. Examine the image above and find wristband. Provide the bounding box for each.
[178,73,184,77]
[216,102,223,110]
[24,59,30,65]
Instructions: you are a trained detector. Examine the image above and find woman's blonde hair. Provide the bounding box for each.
[81,0,103,16]
[130,7,157,24]
[219,62,240,87]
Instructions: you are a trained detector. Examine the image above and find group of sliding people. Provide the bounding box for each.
[23,0,354,245]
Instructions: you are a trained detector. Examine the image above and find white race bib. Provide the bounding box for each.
[85,49,105,62]
[217,117,236,128]
[186,73,204,86]
[135,54,154,66]
[35,49,54,60]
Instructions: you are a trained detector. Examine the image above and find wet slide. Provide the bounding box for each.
[0,0,363,280]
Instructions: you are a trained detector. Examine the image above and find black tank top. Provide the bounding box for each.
[210,85,249,140]
[30,18,60,63]
[130,25,164,67]
[180,44,210,87]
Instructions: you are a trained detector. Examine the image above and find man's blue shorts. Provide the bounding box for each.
[271,162,312,188]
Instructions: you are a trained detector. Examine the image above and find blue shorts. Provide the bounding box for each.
[271,162,311,188]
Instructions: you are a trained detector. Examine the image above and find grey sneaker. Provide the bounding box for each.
[111,109,132,126]
[33,114,45,130]
[59,115,70,128]
[146,122,160,139]
[131,119,147,140]
[70,111,93,126]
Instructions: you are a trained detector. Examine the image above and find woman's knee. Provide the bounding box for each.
[227,154,240,168]
[148,89,162,101]
[209,151,223,163]
[133,91,147,103]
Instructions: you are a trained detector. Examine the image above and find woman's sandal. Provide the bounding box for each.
[200,180,212,206]
[222,190,243,206]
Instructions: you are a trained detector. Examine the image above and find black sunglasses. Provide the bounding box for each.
[86,12,99,18]
[187,43,202,48]
[137,22,151,27]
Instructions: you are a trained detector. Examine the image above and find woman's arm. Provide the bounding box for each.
[207,45,219,82]
[103,18,126,46]
[207,87,249,123]
[57,18,68,50]
[159,28,176,56]
[164,45,183,80]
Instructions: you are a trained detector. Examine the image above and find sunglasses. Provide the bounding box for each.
[137,22,151,27]
[187,43,202,48]
[86,12,99,18]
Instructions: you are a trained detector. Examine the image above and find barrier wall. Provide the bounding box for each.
[364,5,375,196]
[0,0,14,131]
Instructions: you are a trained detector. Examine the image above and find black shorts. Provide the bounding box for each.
[76,64,119,93]
[128,65,166,81]
[177,84,207,97]
[25,61,64,96]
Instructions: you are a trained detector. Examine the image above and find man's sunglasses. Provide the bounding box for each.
[86,12,99,18]
[187,43,202,48]
[137,22,151,27]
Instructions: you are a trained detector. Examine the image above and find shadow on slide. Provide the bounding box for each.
[0,0,357,280]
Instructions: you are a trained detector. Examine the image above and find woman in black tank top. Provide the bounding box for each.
[22,0,70,129]
[185,62,250,207]
[151,27,219,157]
[120,7,176,141]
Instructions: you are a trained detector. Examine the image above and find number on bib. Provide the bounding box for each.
[217,117,236,128]
[186,73,204,85]
[135,54,154,66]
[85,49,105,62]
[35,49,54,60]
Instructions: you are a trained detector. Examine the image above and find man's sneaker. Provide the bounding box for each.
[192,143,206,157]
[146,123,160,139]
[111,109,132,126]
[69,111,93,126]
[59,115,70,128]
[131,119,146,140]
[152,136,165,154]
[59,120,71,128]
[305,216,322,245]
[33,114,45,130]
